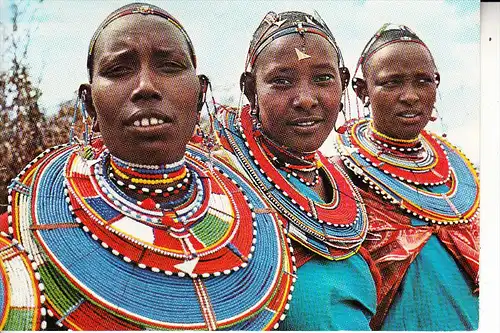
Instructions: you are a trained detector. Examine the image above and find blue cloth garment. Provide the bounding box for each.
[381,217,479,331]
[279,172,377,330]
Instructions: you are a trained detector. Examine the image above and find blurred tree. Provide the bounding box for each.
[1,0,46,213]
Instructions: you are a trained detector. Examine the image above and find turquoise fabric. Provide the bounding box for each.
[279,171,377,330]
[381,184,479,331]
[280,253,377,331]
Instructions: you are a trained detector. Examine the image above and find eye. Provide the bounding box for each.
[381,79,403,88]
[101,64,133,78]
[158,61,186,73]
[271,77,292,86]
[416,77,434,85]
[313,74,334,83]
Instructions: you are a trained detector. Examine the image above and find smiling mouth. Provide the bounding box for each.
[132,117,166,127]
[397,111,422,119]
[295,121,317,127]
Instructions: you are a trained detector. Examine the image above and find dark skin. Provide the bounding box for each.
[81,15,201,166]
[80,14,204,204]
[354,42,439,140]
[242,33,349,202]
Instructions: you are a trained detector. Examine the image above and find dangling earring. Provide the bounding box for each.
[430,105,448,137]
[70,90,93,146]
[430,107,438,121]
[363,97,371,118]
[335,102,347,133]
[196,76,219,168]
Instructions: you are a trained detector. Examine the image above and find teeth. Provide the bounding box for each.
[297,121,315,126]
[133,117,165,127]
[401,114,418,118]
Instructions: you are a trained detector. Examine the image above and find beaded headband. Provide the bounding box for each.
[86,2,197,82]
[245,11,344,72]
[353,23,434,78]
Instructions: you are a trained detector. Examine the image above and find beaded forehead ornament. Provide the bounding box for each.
[86,2,197,81]
[245,11,345,72]
[352,23,437,91]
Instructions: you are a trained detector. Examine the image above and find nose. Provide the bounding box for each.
[292,82,318,111]
[399,83,419,105]
[131,67,161,102]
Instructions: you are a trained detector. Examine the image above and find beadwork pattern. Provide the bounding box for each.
[336,118,480,225]
[216,106,369,260]
[0,233,44,330]
[8,142,296,330]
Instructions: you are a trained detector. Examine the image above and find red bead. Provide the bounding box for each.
[139,198,157,210]
[161,214,177,227]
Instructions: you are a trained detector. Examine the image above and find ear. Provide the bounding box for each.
[197,74,209,111]
[79,84,95,118]
[351,77,368,103]
[240,72,256,108]
[79,83,99,132]
[339,67,350,92]
[434,72,440,88]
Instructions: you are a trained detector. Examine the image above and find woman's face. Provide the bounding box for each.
[89,15,200,164]
[253,33,343,153]
[364,42,437,140]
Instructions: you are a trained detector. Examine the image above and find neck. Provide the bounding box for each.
[107,154,192,202]
[257,130,321,186]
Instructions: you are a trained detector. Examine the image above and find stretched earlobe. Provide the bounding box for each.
[339,67,350,91]
[79,83,96,120]
[197,74,209,111]
[240,72,256,108]
[434,72,440,88]
[351,77,368,102]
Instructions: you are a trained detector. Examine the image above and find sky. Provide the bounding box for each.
[1,0,480,162]
[2,1,499,331]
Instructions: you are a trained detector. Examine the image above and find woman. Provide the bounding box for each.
[215,11,378,330]
[1,3,294,330]
[336,24,479,330]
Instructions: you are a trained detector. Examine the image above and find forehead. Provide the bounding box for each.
[254,33,339,72]
[366,42,435,77]
[93,15,190,59]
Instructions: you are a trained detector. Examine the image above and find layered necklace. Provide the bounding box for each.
[336,118,479,224]
[7,141,295,330]
[217,105,369,260]
[0,232,44,331]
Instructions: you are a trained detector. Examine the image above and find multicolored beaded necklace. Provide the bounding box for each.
[336,118,479,224]
[7,141,296,330]
[0,232,44,331]
[258,131,321,187]
[216,105,369,260]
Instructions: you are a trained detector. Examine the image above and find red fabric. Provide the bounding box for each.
[0,212,8,234]
[360,187,480,330]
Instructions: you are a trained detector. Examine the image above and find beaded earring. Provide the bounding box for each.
[70,90,96,158]
[363,96,371,117]
[196,75,218,166]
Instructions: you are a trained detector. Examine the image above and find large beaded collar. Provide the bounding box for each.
[7,142,295,330]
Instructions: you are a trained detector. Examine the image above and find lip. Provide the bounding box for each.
[124,109,174,134]
[396,110,424,124]
[287,116,324,133]
[125,109,173,125]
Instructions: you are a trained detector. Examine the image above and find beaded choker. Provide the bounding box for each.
[216,105,369,260]
[7,141,296,330]
[336,118,479,225]
[108,154,191,194]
